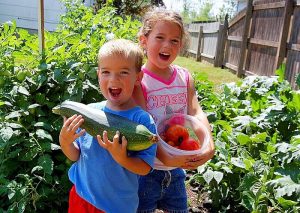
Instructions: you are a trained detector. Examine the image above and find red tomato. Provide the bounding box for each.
[165,124,189,146]
[179,138,200,151]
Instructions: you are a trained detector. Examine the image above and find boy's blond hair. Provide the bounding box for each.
[138,8,189,49]
[98,39,144,72]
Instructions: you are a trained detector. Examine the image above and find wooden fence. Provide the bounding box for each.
[186,20,227,67]
[187,0,300,89]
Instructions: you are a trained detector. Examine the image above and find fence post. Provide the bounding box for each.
[214,15,228,67]
[274,0,293,70]
[237,0,253,77]
[37,0,45,56]
[196,26,203,61]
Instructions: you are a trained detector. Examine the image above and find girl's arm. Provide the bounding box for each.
[156,144,198,168]
[186,72,215,168]
[97,131,151,175]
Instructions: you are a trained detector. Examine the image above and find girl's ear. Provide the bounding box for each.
[134,71,143,86]
[139,35,147,48]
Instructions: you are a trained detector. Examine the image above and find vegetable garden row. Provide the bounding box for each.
[0,2,299,212]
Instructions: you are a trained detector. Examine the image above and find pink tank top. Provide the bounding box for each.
[141,65,189,124]
[141,65,190,170]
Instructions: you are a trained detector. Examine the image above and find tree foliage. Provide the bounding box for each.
[93,0,165,16]
[0,2,140,212]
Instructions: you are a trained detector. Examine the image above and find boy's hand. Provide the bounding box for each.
[59,114,85,147]
[97,131,128,164]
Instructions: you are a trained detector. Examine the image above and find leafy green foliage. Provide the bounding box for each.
[192,74,300,212]
[0,2,140,212]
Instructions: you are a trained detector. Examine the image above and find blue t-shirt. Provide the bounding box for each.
[68,101,157,213]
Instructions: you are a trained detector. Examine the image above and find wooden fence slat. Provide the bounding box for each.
[203,29,219,34]
[290,44,300,51]
[196,26,203,62]
[228,35,242,42]
[215,15,228,67]
[201,53,215,59]
[274,0,293,70]
[237,0,253,77]
[253,2,285,11]
[225,62,238,71]
[249,38,279,48]
[229,9,246,28]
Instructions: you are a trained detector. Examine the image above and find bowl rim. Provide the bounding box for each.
[155,113,210,155]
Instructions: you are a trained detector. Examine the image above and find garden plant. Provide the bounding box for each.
[0,1,299,212]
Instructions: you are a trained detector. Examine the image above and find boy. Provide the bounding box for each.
[59,39,157,213]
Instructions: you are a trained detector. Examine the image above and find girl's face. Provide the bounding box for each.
[97,54,139,111]
[140,21,182,73]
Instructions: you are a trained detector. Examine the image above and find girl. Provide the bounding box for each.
[134,8,215,212]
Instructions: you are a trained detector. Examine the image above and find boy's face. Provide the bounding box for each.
[97,54,139,110]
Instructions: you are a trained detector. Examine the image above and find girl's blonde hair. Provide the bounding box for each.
[138,7,189,49]
[98,39,144,72]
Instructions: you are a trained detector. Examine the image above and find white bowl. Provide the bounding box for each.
[154,113,210,170]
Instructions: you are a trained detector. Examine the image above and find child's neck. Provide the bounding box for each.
[144,64,173,80]
[105,99,137,111]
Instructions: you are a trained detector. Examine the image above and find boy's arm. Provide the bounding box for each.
[59,115,85,161]
[97,131,151,175]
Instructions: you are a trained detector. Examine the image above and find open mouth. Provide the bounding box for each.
[159,52,170,61]
[109,87,122,97]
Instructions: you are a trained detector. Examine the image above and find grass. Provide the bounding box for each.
[173,56,241,93]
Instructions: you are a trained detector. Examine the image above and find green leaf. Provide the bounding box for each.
[0,126,14,142]
[38,154,53,175]
[231,157,245,168]
[290,90,300,111]
[276,183,300,198]
[18,86,30,96]
[276,143,290,153]
[238,173,258,191]
[35,129,53,141]
[290,135,300,145]
[65,33,81,44]
[203,169,214,184]
[236,133,251,145]
[31,166,43,174]
[267,176,300,198]
[296,73,300,87]
[51,143,61,151]
[213,171,223,184]
[277,197,298,208]
[251,132,267,143]
[5,111,22,119]
[275,63,286,82]
[244,158,255,171]
[241,191,255,211]
[53,68,63,83]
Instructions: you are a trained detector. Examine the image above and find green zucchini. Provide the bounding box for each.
[52,100,158,151]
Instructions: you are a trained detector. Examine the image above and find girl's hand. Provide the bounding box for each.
[59,114,85,147]
[182,146,215,170]
[97,131,128,164]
